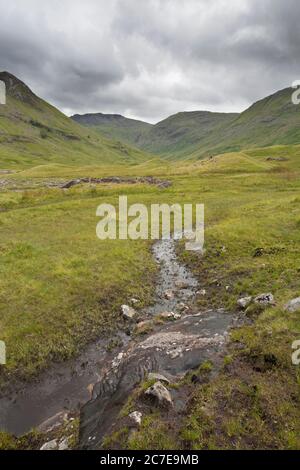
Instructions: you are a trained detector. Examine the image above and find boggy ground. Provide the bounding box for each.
[0,144,300,449]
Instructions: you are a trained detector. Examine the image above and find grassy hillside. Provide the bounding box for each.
[72,110,238,159]
[0,72,150,169]
[73,87,300,160]
[138,111,238,158]
[72,112,152,147]
[0,145,300,449]
[187,87,300,159]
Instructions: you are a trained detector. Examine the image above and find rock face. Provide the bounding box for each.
[121,305,136,320]
[40,439,58,451]
[284,297,300,313]
[254,293,275,306]
[145,381,173,408]
[237,296,252,309]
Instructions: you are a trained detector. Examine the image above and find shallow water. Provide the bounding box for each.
[0,237,231,441]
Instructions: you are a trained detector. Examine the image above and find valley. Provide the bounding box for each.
[0,73,300,450]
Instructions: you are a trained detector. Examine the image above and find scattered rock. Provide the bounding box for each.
[159,311,181,321]
[130,298,140,306]
[284,297,300,313]
[148,372,170,384]
[254,293,275,306]
[129,411,142,427]
[174,280,189,289]
[237,296,252,309]
[40,439,58,451]
[266,156,288,162]
[197,289,206,296]
[253,247,265,257]
[144,381,173,408]
[121,305,136,320]
[178,302,188,311]
[58,438,69,451]
[225,286,231,291]
[164,290,174,300]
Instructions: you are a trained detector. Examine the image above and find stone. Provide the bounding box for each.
[112,352,124,369]
[173,313,182,320]
[284,297,300,313]
[58,438,69,451]
[145,381,173,408]
[254,293,275,306]
[159,311,180,321]
[40,439,58,451]
[174,280,189,289]
[121,305,136,320]
[164,290,174,300]
[148,372,170,384]
[237,296,252,309]
[130,298,140,305]
[197,289,206,296]
[129,411,142,427]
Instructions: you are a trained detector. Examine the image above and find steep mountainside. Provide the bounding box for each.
[188,87,300,158]
[0,72,149,169]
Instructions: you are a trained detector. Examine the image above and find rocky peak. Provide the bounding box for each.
[0,71,39,105]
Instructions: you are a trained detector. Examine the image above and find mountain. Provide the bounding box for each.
[0,72,149,169]
[72,113,152,147]
[72,87,300,159]
[187,86,300,158]
[71,110,238,158]
[138,111,238,158]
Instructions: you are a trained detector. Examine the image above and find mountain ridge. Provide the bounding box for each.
[72,86,300,159]
[0,71,150,169]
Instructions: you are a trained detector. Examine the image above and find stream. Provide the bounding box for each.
[0,237,233,446]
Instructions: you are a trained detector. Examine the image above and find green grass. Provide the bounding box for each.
[0,183,159,383]
[1,143,300,449]
[93,144,300,450]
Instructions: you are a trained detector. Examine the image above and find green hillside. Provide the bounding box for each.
[72,110,238,159]
[73,87,300,160]
[188,87,300,159]
[140,111,238,158]
[72,112,152,147]
[0,72,149,169]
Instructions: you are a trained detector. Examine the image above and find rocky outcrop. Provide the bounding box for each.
[284,297,300,313]
[40,439,58,451]
[237,296,252,309]
[144,381,173,408]
[121,305,136,320]
[60,176,171,190]
[254,293,275,306]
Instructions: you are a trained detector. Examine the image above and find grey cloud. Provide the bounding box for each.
[0,0,299,122]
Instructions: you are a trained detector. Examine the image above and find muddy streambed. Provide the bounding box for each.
[0,238,233,444]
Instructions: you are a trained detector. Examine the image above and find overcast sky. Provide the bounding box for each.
[0,0,299,123]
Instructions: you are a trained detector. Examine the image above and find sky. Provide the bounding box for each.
[0,0,299,123]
